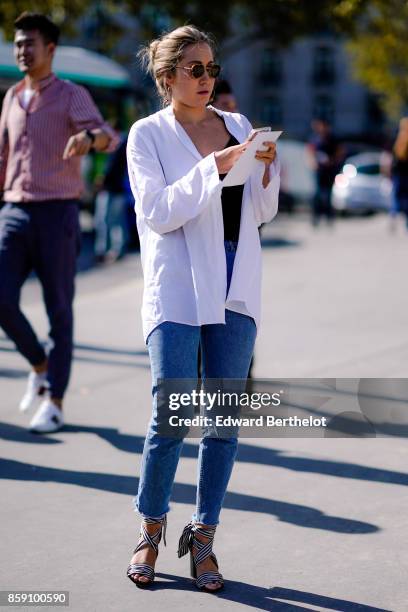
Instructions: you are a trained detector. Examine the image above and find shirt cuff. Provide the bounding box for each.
[98,123,120,153]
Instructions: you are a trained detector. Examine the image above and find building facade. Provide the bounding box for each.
[222,33,385,141]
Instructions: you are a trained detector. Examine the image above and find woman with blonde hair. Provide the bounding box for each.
[126,24,280,593]
[391,117,408,229]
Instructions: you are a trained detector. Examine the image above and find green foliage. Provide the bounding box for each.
[345,0,408,118]
[0,0,359,47]
[1,0,407,120]
[0,0,84,39]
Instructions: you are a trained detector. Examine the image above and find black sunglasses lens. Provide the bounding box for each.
[210,65,221,78]
[191,64,205,78]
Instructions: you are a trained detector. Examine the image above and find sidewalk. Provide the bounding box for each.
[0,213,407,611]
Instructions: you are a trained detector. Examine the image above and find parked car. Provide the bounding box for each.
[331,152,392,214]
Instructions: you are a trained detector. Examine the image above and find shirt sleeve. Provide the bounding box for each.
[240,114,281,226]
[68,83,119,152]
[0,88,13,193]
[126,122,222,235]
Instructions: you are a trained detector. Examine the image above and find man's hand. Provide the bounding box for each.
[63,130,93,159]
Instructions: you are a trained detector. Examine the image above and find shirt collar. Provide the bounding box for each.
[37,72,57,90]
[16,72,57,93]
[164,104,243,154]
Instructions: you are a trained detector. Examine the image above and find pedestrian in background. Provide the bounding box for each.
[0,12,118,433]
[307,118,343,227]
[212,78,238,112]
[126,25,279,593]
[390,117,408,230]
[94,136,130,263]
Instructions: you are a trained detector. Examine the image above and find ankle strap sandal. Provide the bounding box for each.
[126,515,167,588]
[178,521,224,592]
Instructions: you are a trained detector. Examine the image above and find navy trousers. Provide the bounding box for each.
[0,200,80,399]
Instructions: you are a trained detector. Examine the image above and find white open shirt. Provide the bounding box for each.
[126,104,280,344]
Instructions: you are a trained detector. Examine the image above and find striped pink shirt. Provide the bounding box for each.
[0,72,119,202]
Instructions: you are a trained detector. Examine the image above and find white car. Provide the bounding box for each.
[331,152,392,213]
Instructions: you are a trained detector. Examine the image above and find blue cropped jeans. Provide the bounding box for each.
[134,241,257,525]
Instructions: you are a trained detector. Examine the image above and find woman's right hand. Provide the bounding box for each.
[214,141,248,174]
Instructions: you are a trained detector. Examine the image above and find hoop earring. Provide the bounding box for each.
[165,84,172,104]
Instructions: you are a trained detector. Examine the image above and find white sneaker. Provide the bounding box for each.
[19,371,49,412]
[29,399,64,434]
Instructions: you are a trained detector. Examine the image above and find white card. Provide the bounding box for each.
[222,130,282,187]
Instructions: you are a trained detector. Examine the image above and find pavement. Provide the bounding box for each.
[1,211,407,612]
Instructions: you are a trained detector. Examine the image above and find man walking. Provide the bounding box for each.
[0,12,118,433]
[307,118,343,226]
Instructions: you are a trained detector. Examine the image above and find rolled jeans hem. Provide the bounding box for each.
[133,497,168,520]
[191,513,220,526]
[138,511,168,520]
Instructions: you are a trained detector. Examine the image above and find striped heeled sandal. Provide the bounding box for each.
[126,515,167,589]
[178,521,224,593]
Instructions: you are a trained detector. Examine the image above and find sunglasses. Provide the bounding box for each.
[176,63,221,79]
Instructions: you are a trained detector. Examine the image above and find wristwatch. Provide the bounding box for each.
[85,129,96,148]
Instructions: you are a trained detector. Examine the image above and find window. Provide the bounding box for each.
[366,94,384,128]
[313,46,336,85]
[356,164,380,176]
[260,48,283,86]
[260,97,282,126]
[313,95,334,124]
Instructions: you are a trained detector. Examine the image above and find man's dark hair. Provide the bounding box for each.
[313,117,330,127]
[14,12,60,45]
[214,79,233,98]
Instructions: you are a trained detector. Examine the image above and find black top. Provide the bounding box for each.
[309,133,340,188]
[392,156,408,177]
[392,155,408,197]
[219,133,244,242]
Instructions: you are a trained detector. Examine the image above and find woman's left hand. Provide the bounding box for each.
[255,141,277,168]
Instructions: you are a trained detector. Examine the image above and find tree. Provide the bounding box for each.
[0,0,85,39]
[3,0,406,120]
[339,0,408,119]
[0,0,360,49]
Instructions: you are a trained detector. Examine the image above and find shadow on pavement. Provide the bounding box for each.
[234,443,408,487]
[0,367,27,378]
[0,422,408,486]
[0,336,149,370]
[145,578,390,611]
[73,354,150,369]
[0,346,17,355]
[0,422,61,445]
[0,422,407,488]
[266,586,391,611]
[124,572,392,612]
[0,456,378,534]
[74,343,148,357]
[260,236,302,249]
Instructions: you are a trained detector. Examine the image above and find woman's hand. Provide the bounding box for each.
[255,141,277,188]
[214,141,247,174]
[215,136,277,176]
[255,141,277,168]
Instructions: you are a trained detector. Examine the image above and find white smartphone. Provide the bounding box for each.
[223,130,282,187]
